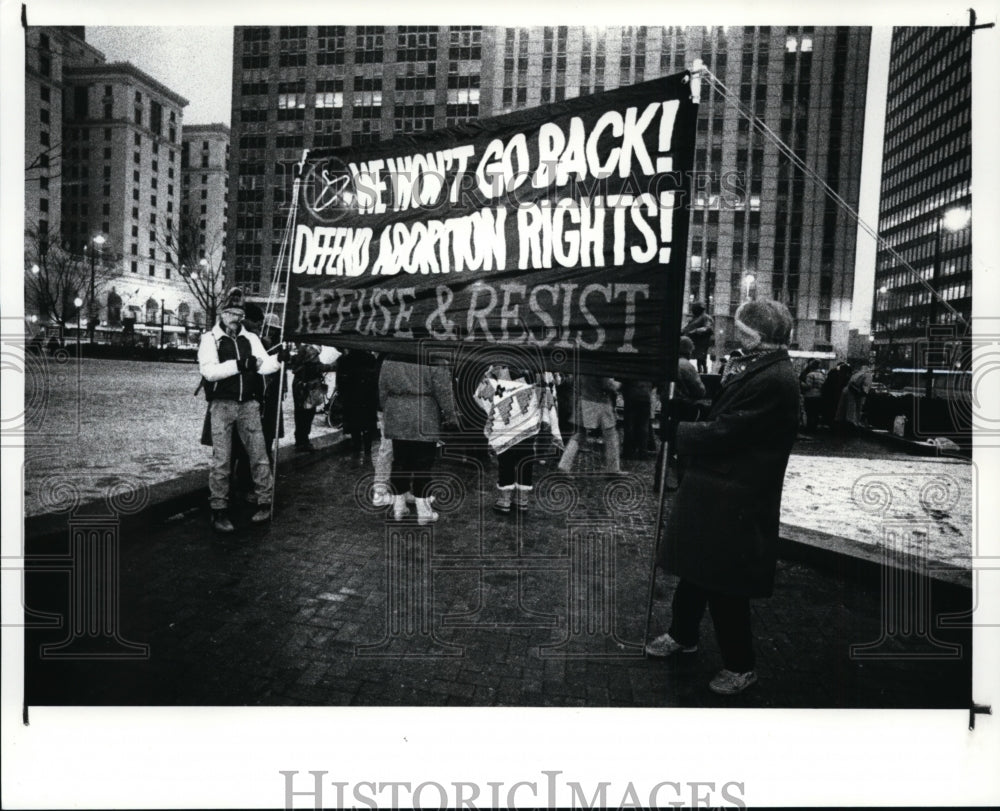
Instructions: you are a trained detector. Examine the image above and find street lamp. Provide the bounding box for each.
[73,296,83,357]
[86,234,106,345]
[925,205,971,398]
[742,273,756,302]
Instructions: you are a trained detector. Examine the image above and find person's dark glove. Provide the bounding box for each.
[275,344,292,364]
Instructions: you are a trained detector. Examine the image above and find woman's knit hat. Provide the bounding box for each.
[735,300,793,346]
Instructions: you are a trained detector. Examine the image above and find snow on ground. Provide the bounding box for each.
[23,360,975,570]
[780,454,973,568]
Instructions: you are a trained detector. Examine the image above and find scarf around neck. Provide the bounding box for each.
[721,347,782,384]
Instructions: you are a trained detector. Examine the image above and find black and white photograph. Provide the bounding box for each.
[3,0,999,807]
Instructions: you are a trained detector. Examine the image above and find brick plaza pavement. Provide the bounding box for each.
[23,439,972,710]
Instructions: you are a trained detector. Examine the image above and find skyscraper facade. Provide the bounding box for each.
[181,125,230,288]
[873,27,972,368]
[228,25,869,355]
[60,61,189,333]
[24,26,221,343]
[24,26,103,248]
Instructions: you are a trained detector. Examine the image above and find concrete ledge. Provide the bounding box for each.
[778,522,971,595]
[858,427,971,459]
[24,429,345,545]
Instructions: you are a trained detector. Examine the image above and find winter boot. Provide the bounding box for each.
[212,510,235,533]
[372,483,393,508]
[493,487,513,514]
[392,493,411,521]
[415,495,438,525]
[514,485,531,512]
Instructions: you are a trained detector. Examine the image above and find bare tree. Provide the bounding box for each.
[156,208,227,328]
[24,226,117,340]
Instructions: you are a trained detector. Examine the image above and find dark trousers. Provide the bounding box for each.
[803,397,822,432]
[350,429,375,457]
[293,403,315,446]
[622,398,651,458]
[497,438,535,488]
[390,439,437,498]
[668,579,755,672]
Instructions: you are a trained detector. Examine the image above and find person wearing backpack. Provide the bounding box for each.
[197,287,281,533]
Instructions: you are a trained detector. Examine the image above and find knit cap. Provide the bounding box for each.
[735,300,793,346]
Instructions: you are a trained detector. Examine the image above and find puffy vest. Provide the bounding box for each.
[205,332,263,403]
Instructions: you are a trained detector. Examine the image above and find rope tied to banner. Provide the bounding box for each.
[694,64,971,336]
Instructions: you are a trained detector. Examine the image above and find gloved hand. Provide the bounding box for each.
[237,355,258,373]
[275,343,292,364]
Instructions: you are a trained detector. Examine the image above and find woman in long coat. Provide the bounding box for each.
[648,299,800,696]
[379,358,458,524]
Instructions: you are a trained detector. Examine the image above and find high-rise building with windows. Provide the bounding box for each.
[873,27,972,368]
[60,61,189,333]
[228,25,869,355]
[24,26,104,248]
[180,131,229,269]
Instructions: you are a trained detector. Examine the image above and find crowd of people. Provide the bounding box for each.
[196,291,867,696]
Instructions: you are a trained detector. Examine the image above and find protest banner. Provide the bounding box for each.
[284,72,698,380]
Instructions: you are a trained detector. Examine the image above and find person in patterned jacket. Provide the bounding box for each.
[475,363,563,514]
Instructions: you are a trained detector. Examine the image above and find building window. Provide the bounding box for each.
[40,85,50,103]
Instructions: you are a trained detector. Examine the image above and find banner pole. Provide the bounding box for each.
[644,62,702,644]
[269,153,307,520]
[644,381,675,645]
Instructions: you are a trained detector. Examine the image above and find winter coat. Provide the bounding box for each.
[475,368,561,454]
[661,348,800,598]
[681,313,715,358]
[198,323,279,403]
[379,360,458,443]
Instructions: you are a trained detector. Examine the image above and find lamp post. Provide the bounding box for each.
[925,206,971,398]
[86,234,106,345]
[73,296,83,357]
[742,273,756,303]
[160,298,166,348]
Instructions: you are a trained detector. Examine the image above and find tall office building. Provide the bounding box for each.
[24,26,104,248]
[181,124,231,324]
[873,27,972,367]
[60,61,190,334]
[228,25,869,355]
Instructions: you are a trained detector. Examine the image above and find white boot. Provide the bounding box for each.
[372,482,393,508]
[415,495,438,525]
[392,493,410,521]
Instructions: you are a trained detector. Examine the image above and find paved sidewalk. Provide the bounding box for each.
[23,438,972,709]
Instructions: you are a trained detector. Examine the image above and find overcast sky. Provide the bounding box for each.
[85,26,233,125]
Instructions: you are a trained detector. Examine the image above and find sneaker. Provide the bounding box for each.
[212,510,235,534]
[708,669,758,695]
[644,632,697,658]
[250,506,272,523]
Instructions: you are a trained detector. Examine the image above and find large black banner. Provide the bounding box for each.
[285,72,698,380]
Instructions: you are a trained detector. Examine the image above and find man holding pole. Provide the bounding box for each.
[198,287,281,533]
